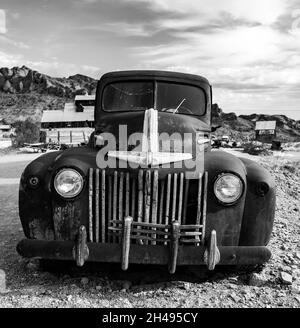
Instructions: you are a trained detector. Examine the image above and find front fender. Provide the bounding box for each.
[204,150,247,246]
[239,157,276,246]
[19,151,63,239]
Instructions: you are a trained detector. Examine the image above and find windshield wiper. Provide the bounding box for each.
[173,98,186,114]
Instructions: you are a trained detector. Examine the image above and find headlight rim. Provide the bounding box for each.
[213,172,244,206]
[53,167,85,199]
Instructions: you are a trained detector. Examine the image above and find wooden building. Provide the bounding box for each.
[255,120,277,143]
[41,95,95,144]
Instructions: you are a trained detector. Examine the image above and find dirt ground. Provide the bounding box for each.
[0,151,299,308]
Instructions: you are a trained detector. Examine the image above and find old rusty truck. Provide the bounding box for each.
[17,71,276,273]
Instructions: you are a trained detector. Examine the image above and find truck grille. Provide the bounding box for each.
[88,169,208,246]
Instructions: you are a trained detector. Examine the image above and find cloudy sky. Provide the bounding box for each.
[0,0,300,119]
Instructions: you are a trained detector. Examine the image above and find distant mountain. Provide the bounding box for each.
[212,104,300,142]
[0,66,299,141]
[0,66,97,123]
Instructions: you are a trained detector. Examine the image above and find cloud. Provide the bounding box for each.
[0,35,30,49]
[0,50,22,67]
[24,60,102,78]
[79,22,152,37]
[0,9,6,34]
[0,0,299,119]
[131,0,287,24]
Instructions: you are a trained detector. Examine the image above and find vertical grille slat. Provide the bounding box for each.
[125,172,130,217]
[88,168,94,242]
[151,170,159,245]
[164,174,171,245]
[112,171,118,243]
[177,173,184,224]
[165,174,171,225]
[101,170,106,243]
[158,179,165,225]
[137,170,143,224]
[182,179,189,225]
[131,178,136,221]
[144,170,151,225]
[108,175,112,242]
[171,173,178,222]
[90,169,207,246]
[151,170,159,223]
[144,170,151,245]
[118,172,124,222]
[95,169,100,242]
[202,171,208,245]
[196,173,203,226]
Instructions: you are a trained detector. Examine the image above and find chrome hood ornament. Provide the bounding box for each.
[108,108,193,166]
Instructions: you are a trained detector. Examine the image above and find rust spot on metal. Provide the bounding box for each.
[72,225,89,267]
[52,202,81,241]
[28,219,54,240]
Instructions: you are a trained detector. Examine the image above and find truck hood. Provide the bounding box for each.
[95,109,210,167]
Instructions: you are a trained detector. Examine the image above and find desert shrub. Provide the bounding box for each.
[282,164,296,174]
[12,119,40,147]
[242,142,272,156]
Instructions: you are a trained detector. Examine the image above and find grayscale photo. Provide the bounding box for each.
[0,0,299,313]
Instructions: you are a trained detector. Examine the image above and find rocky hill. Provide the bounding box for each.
[212,104,300,142]
[0,66,299,141]
[0,66,97,123]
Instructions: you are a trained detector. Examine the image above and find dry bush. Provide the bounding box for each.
[242,142,272,156]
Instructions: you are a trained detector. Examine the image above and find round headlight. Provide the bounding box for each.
[54,169,84,198]
[214,173,243,204]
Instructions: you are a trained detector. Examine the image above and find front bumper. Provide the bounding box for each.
[17,223,271,273]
